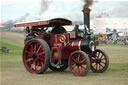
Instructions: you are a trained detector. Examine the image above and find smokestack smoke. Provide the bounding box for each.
[40,0,50,15]
[16,13,30,22]
[3,13,30,29]
[83,0,93,9]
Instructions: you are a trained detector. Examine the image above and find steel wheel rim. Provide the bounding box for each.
[90,51,106,72]
[70,53,87,76]
[23,40,45,73]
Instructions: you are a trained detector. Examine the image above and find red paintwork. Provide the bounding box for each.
[50,33,69,47]
[50,33,70,60]
[50,33,81,60]
[61,47,71,60]
[70,39,81,50]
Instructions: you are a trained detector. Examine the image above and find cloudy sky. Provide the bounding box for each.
[1,0,128,23]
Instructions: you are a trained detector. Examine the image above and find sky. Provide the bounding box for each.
[1,0,128,24]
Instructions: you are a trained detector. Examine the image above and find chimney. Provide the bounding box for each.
[82,8,91,33]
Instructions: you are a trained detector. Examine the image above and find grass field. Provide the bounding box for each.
[0,32,128,85]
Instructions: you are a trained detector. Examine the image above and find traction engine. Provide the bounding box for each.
[14,8,109,76]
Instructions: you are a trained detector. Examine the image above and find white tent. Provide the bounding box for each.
[90,18,128,34]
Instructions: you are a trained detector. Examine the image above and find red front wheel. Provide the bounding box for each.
[23,39,50,74]
[69,51,90,76]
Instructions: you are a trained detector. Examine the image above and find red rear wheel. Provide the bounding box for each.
[69,51,90,76]
[90,49,109,73]
[23,39,50,74]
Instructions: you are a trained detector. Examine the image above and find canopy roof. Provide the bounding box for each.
[14,18,72,27]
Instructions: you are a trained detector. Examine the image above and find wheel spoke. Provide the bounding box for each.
[72,57,77,63]
[97,52,99,57]
[28,59,35,67]
[90,59,95,63]
[77,66,80,73]
[36,45,42,53]
[34,61,37,70]
[37,52,45,56]
[101,58,105,60]
[80,59,86,64]
[30,45,34,52]
[28,53,33,57]
[100,54,103,59]
[93,63,96,68]
[26,58,33,62]
[99,63,104,68]
[81,58,87,65]
[97,52,101,59]
[99,63,101,70]
[81,65,86,70]
[25,51,31,54]
[34,44,37,52]
[77,54,81,62]
[101,61,106,64]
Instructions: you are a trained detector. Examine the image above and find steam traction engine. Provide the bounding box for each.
[15,8,109,76]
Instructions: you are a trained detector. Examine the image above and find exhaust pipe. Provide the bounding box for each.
[82,8,91,33]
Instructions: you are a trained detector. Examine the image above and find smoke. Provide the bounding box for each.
[83,0,93,9]
[3,0,52,29]
[39,0,51,15]
[3,13,30,29]
[15,13,30,22]
[4,20,15,29]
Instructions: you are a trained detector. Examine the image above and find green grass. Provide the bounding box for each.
[99,43,128,47]
[0,32,128,85]
[0,32,24,57]
[0,41,23,57]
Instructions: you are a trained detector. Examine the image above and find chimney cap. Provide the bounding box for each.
[82,8,91,13]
